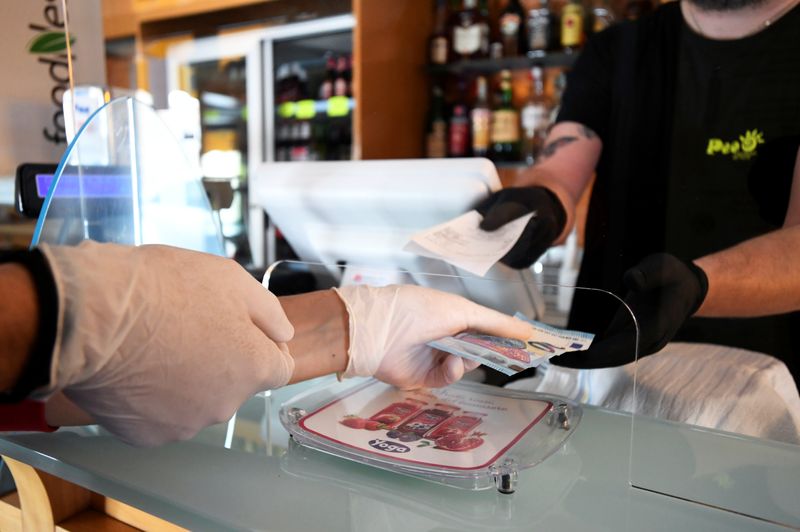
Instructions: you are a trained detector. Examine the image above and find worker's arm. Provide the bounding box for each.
[511,120,602,241]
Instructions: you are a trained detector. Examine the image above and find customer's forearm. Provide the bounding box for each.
[0,263,38,392]
[280,290,349,383]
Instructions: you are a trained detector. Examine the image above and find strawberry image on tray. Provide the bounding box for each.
[339,416,368,429]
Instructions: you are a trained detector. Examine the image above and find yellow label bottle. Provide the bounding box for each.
[561,3,584,50]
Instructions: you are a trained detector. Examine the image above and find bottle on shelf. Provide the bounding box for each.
[520,66,553,165]
[275,63,291,103]
[426,85,448,158]
[490,70,520,162]
[429,0,450,65]
[499,0,526,57]
[275,119,290,161]
[450,0,487,61]
[478,0,491,57]
[561,0,585,53]
[312,120,327,161]
[590,0,615,33]
[526,0,559,55]
[334,55,349,97]
[291,120,312,162]
[471,75,491,158]
[448,82,471,157]
[549,69,568,124]
[319,54,337,100]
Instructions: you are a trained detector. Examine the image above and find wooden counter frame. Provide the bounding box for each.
[0,455,185,532]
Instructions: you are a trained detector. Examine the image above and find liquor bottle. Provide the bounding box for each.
[429,0,450,65]
[549,70,567,124]
[296,120,312,161]
[526,1,558,55]
[312,120,327,161]
[285,62,307,101]
[334,56,348,97]
[426,85,448,158]
[490,70,520,162]
[275,63,291,103]
[318,54,337,100]
[561,0,585,52]
[499,0,525,57]
[520,66,553,165]
[470,76,491,158]
[478,0,491,57]
[449,103,470,157]
[590,0,615,33]
[450,0,486,61]
[275,119,290,161]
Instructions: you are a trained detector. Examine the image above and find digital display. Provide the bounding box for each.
[35,173,132,199]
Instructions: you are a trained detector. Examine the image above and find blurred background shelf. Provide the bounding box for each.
[428,51,578,75]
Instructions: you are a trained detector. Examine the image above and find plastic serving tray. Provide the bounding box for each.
[280,377,581,493]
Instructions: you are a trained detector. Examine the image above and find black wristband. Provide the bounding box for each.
[0,249,58,403]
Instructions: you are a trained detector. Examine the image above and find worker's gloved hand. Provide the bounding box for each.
[474,186,566,269]
[558,253,708,368]
[39,241,295,446]
[333,284,534,389]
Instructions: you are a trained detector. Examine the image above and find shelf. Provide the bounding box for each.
[428,51,578,75]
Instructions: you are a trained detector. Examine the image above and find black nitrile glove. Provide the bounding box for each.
[556,253,709,369]
[475,186,566,269]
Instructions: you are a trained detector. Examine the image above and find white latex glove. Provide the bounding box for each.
[333,284,535,389]
[39,241,295,446]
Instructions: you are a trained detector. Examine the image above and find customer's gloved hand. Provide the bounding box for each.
[475,186,566,269]
[39,241,295,446]
[558,253,708,368]
[333,284,534,389]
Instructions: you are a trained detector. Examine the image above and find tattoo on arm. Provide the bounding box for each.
[580,125,597,139]
[538,136,578,161]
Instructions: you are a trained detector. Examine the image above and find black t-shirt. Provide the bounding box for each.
[555,3,800,379]
[666,12,800,257]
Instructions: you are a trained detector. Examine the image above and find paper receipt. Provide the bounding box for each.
[403,210,534,277]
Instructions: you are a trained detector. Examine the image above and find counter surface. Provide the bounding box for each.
[1,378,798,532]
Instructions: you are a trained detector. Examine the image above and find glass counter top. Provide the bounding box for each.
[0,377,797,532]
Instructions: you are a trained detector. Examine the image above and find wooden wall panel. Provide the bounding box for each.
[354,0,434,160]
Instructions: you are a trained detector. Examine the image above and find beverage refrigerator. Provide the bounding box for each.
[164,14,355,267]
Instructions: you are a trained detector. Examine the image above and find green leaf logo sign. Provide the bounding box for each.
[27,31,76,54]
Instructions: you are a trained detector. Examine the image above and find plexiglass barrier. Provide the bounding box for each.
[31,97,224,255]
[630,316,800,522]
[263,260,639,493]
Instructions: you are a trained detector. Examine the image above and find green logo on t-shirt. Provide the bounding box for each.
[706,129,765,161]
